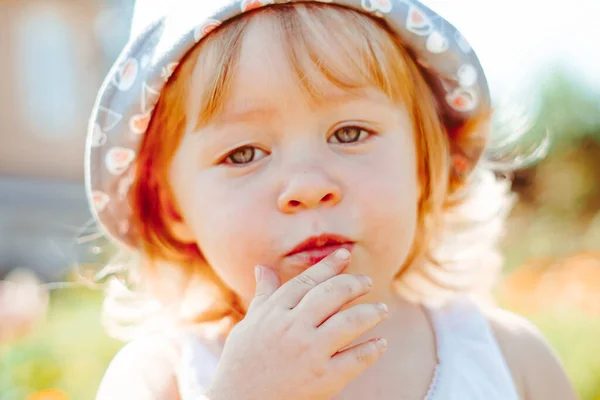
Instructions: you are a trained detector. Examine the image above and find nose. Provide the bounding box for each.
[277,169,342,213]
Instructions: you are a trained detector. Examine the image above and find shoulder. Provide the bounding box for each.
[96,334,182,400]
[484,307,577,400]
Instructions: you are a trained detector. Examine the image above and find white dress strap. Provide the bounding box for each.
[175,332,221,399]
[424,297,520,400]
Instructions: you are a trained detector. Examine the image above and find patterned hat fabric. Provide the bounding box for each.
[85,0,491,249]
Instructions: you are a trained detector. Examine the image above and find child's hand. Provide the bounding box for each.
[207,249,388,400]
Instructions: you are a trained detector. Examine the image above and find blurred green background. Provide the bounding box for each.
[1,0,599,399]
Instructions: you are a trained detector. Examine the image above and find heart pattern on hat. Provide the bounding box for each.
[446,87,478,112]
[129,110,153,135]
[112,58,138,91]
[106,147,136,176]
[91,123,107,147]
[426,31,448,54]
[98,106,123,132]
[406,6,434,36]
[194,19,223,42]
[92,191,110,213]
[141,83,161,113]
[361,0,392,13]
[457,64,477,87]
[241,0,275,12]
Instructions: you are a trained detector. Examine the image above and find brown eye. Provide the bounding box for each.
[226,146,267,165]
[330,127,371,144]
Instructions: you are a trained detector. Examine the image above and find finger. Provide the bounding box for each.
[247,265,281,314]
[271,248,351,309]
[293,274,372,326]
[329,337,387,381]
[319,303,388,354]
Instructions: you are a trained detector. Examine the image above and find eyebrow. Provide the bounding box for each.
[212,103,278,126]
[212,88,391,126]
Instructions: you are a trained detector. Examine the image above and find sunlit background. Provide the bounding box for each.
[0,0,599,399]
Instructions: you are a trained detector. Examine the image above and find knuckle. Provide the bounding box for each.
[327,275,361,297]
[278,317,311,348]
[254,288,268,298]
[320,257,338,274]
[322,280,336,294]
[350,276,367,293]
[344,311,361,328]
[338,278,357,296]
[293,273,318,288]
[289,336,309,355]
[309,358,328,379]
[288,333,314,358]
[356,344,376,364]
[277,314,296,335]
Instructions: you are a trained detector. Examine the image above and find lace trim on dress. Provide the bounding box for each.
[423,305,446,400]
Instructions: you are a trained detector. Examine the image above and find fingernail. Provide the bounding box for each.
[335,248,350,260]
[254,265,263,282]
[378,303,388,313]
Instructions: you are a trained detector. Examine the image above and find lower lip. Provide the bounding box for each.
[286,243,355,266]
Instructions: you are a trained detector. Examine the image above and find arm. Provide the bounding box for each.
[487,309,578,400]
[96,335,181,400]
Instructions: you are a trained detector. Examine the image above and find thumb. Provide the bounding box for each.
[247,265,280,314]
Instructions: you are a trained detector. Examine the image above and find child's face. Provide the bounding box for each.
[168,18,420,307]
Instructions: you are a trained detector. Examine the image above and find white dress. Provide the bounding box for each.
[174,298,520,400]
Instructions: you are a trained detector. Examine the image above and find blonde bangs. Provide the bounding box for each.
[190,3,420,128]
[276,4,415,105]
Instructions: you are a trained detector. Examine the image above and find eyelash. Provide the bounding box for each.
[222,125,375,166]
[223,146,268,166]
[328,126,374,145]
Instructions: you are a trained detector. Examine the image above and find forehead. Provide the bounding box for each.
[224,16,395,113]
[230,16,350,106]
[230,18,298,96]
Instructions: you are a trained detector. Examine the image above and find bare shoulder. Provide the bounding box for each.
[484,307,578,400]
[96,334,181,400]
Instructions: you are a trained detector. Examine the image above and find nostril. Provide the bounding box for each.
[289,200,301,208]
[321,193,333,203]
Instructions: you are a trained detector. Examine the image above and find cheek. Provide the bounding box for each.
[186,177,278,300]
[352,139,419,271]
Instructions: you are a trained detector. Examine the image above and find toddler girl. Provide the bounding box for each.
[87,1,576,399]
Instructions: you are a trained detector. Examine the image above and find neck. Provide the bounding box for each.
[350,284,434,361]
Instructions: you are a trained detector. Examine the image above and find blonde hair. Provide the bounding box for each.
[95,3,520,341]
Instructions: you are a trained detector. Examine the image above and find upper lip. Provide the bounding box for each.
[285,233,354,256]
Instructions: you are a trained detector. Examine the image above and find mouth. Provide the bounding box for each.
[284,233,355,266]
